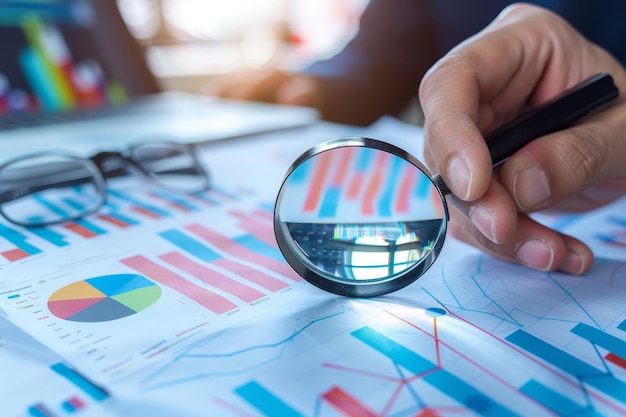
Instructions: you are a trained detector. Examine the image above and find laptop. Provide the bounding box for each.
[0,0,319,162]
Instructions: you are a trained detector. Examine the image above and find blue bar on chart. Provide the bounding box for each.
[617,318,626,332]
[353,326,521,417]
[50,363,109,402]
[506,329,626,403]
[25,226,69,247]
[0,223,42,261]
[27,404,54,417]
[520,379,602,417]
[235,381,304,417]
[159,230,220,262]
[234,234,286,262]
[571,322,626,360]
[158,228,291,292]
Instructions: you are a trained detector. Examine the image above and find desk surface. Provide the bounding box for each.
[1,117,626,417]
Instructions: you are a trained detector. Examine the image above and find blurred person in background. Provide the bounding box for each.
[213,0,626,126]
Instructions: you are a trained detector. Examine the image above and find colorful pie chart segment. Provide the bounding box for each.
[48,274,161,322]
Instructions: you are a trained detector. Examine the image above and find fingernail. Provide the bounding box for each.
[513,164,550,210]
[469,205,496,242]
[516,239,554,271]
[560,249,585,275]
[448,155,472,200]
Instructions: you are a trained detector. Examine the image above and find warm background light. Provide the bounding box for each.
[117,0,369,93]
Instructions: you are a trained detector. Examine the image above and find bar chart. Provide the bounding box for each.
[0,185,241,264]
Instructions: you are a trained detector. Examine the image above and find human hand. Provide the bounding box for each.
[210,68,324,108]
[418,4,626,274]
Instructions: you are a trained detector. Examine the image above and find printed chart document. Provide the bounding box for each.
[0,118,625,417]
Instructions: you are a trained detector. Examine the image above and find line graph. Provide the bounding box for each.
[114,240,626,417]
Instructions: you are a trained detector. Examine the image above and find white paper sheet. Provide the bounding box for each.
[0,117,625,417]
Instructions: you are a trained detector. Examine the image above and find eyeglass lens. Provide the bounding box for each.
[0,142,209,227]
[130,142,209,193]
[0,154,105,226]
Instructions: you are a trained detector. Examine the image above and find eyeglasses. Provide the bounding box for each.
[0,141,210,227]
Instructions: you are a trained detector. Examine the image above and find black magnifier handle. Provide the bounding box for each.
[486,73,619,166]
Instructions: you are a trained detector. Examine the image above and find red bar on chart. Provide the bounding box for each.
[230,210,277,248]
[606,352,626,369]
[395,163,418,214]
[121,255,237,314]
[2,248,30,261]
[159,251,266,303]
[361,152,388,216]
[131,205,162,219]
[322,386,377,417]
[253,209,272,221]
[63,223,99,238]
[303,151,333,212]
[97,214,131,228]
[213,257,289,292]
[185,224,302,282]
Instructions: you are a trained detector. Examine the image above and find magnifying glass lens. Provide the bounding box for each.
[274,137,449,297]
[274,75,618,298]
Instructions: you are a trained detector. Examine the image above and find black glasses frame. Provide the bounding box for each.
[0,141,210,227]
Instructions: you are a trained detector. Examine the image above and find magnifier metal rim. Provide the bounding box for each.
[274,136,450,298]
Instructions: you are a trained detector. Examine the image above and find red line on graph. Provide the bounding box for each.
[63,223,98,238]
[2,248,30,261]
[303,151,333,212]
[185,223,302,282]
[322,386,378,417]
[159,251,265,303]
[390,307,626,416]
[395,164,417,213]
[322,362,401,383]
[433,317,441,366]
[97,214,130,228]
[361,152,389,216]
[606,353,626,369]
[121,255,237,314]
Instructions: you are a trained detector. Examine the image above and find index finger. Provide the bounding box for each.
[418,4,572,201]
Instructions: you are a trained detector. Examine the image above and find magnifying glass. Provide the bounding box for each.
[274,73,619,298]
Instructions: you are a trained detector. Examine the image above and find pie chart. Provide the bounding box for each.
[48,274,161,322]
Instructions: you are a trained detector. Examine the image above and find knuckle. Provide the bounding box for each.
[557,128,606,187]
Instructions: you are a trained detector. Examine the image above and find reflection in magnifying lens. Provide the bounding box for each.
[274,137,448,297]
[274,74,619,298]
